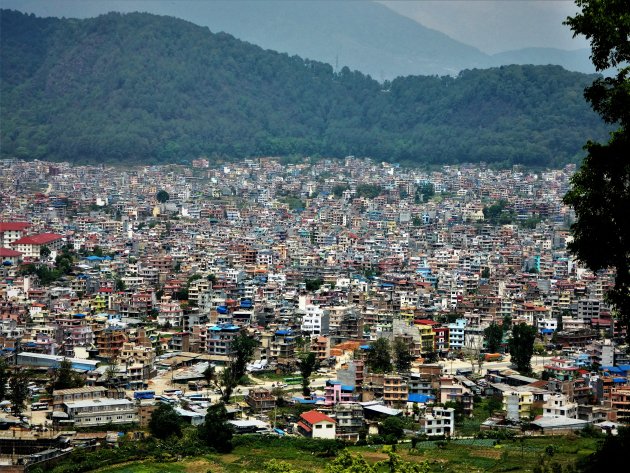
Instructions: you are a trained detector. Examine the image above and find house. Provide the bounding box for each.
[297,409,336,439]
[10,232,64,258]
[333,403,364,441]
[0,221,31,247]
[503,390,534,421]
[542,393,577,418]
[245,387,276,413]
[0,247,22,265]
[420,406,455,437]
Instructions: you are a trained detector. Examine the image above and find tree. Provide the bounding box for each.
[365,338,392,374]
[9,369,30,417]
[563,0,630,341]
[393,338,414,373]
[0,359,8,401]
[149,403,182,439]
[577,426,630,473]
[39,245,51,259]
[508,323,537,374]
[502,315,512,332]
[297,351,318,397]
[216,331,256,403]
[51,358,85,391]
[379,416,405,443]
[156,189,170,203]
[198,402,233,453]
[484,322,503,353]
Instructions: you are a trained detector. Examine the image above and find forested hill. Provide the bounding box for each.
[0,10,609,167]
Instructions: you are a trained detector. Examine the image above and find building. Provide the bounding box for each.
[420,406,455,437]
[609,386,630,424]
[297,410,336,439]
[0,221,31,247]
[542,393,577,418]
[63,398,138,427]
[333,403,364,441]
[245,387,276,413]
[52,386,107,411]
[10,233,64,258]
[503,390,534,421]
[383,375,408,407]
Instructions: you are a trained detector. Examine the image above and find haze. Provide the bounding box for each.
[1,0,589,54]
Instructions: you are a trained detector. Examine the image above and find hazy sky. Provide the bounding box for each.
[1,0,589,54]
[380,0,588,54]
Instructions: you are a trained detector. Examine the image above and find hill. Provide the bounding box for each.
[0,0,596,78]
[0,10,609,167]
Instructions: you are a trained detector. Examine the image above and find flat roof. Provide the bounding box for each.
[64,398,133,409]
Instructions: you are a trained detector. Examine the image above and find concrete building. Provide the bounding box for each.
[297,410,336,439]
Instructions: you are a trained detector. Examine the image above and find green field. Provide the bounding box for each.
[91,435,599,473]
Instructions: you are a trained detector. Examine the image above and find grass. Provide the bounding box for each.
[96,435,599,473]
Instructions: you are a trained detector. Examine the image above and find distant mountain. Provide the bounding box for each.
[0,0,596,79]
[0,10,609,167]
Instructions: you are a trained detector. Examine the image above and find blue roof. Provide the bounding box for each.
[359,345,371,350]
[217,306,229,314]
[74,313,87,318]
[541,329,554,334]
[617,365,630,372]
[408,394,435,403]
[85,256,104,261]
[275,330,292,336]
[603,366,622,373]
[613,377,627,383]
[292,397,317,404]
[274,428,286,436]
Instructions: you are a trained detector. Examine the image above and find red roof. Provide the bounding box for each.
[0,248,22,257]
[300,410,335,425]
[0,222,30,232]
[297,421,312,433]
[11,233,63,245]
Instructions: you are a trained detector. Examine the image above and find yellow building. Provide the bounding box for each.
[503,391,534,421]
[417,324,435,355]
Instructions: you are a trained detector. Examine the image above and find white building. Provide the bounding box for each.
[421,407,455,437]
[543,393,578,419]
[63,398,138,427]
[448,318,466,350]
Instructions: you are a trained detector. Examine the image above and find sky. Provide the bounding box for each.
[380,0,588,54]
[1,0,589,54]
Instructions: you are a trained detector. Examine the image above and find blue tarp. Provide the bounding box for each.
[408,394,435,403]
[613,377,627,383]
[603,366,622,373]
[292,398,317,404]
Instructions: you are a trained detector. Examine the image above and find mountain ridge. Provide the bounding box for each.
[0,0,595,79]
[0,10,609,167]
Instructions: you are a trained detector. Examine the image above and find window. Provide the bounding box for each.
[316,424,322,429]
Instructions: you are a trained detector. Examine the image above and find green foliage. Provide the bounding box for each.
[563,0,630,341]
[577,426,630,472]
[355,184,382,199]
[8,369,30,416]
[483,200,515,225]
[156,189,170,203]
[216,332,257,403]
[0,359,7,401]
[297,351,318,397]
[393,338,414,373]
[198,402,233,453]
[509,323,537,374]
[0,10,610,167]
[379,417,405,443]
[51,358,85,391]
[365,338,392,374]
[484,322,504,353]
[149,403,182,440]
[305,278,323,291]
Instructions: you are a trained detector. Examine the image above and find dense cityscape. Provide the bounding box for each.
[0,156,627,471]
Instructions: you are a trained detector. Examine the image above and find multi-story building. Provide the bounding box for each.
[420,406,455,437]
[245,387,276,413]
[542,393,577,418]
[63,398,138,427]
[333,403,364,441]
[503,391,534,421]
[383,375,408,406]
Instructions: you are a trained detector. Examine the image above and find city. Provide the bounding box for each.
[0,155,627,470]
